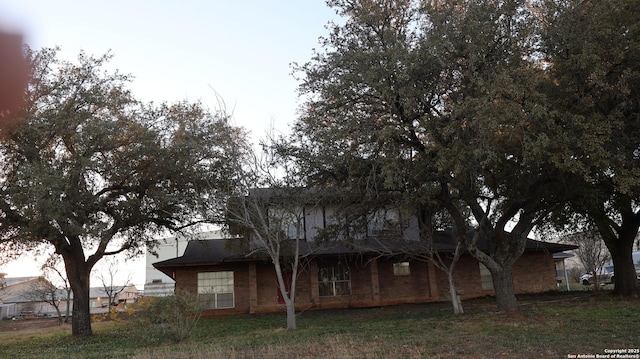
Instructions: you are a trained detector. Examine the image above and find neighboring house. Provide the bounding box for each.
[153,192,577,316]
[0,303,17,319]
[144,230,226,296]
[0,274,69,318]
[553,252,574,291]
[89,284,140,313]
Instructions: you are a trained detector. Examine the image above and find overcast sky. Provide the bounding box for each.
[0,0,337,286]
[1,0,336,140]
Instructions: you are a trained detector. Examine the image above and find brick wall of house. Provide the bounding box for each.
[432,255,488,299]
[377,259,432,303]
[512,252,558,293]
[175,251,558,316]
[347,260,375,304]
[294,265,314,305]
[254,262,315,308]
[175,263,251,315]
[255,262,276,307]
[429,252,558,300]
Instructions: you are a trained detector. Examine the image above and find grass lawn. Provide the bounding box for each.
[1,291,638,359]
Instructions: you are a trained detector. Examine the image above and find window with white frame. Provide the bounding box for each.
[393,262,411,276]
[479,263,494,290]
[197,271,234,308]
[318,262,351,296]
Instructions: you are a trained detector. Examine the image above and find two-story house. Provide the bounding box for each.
[153,189,576,315]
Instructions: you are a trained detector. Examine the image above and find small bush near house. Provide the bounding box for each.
[133,289,202,342]
[568,266,584,283]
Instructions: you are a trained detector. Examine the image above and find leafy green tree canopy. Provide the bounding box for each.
[0,48,247,335]
[289,0,600,311]
[540,0,640,295]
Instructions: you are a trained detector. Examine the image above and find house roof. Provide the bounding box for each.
[153,231,578,275]
[0,276,41,287]
[88,285,139,299]
[553,252,575,260]
[0,277,61,304]
[2,288,69,304]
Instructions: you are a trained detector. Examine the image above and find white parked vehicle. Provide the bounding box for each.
[580,266,614,285]
[580,265,640,285]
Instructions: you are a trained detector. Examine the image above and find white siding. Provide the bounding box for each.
[144,230,224,296]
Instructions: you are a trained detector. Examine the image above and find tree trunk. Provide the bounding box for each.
[274,259,297,330]
[591,201,640,297]
[491,267,519,312]
[62,250,94,336]
[447,271,464,315]
[70,276,92,336]
[53,303,63,325]
[592,267,603,291]
[610,238,640,296]
[285,301,297,330]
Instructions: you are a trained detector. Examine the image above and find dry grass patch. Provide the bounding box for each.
[1,291,639,359]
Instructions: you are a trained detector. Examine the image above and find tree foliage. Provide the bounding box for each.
[287,0,639,311]
[291,0,543,312]
[539,0,640,295]
[0,48,247,335]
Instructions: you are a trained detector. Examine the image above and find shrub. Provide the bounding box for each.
[134,289,203,342]
[568,266,584,283]
[93,302,132,323]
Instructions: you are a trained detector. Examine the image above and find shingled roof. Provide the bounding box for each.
[152,231,577,275]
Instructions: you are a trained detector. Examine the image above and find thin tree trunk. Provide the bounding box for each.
[592,267,602,290]
[274,259,297,330]
[491,267,519,312]
[285,301,297,330]
[447,271,464,315]
[54,305,63,325]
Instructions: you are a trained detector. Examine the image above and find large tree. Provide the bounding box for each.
[540,0,640,296]
[290,0,574,311]
[423,0,558,312]
[0,48,245,335]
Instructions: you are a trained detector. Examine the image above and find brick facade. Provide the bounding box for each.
[176,251,559,316]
